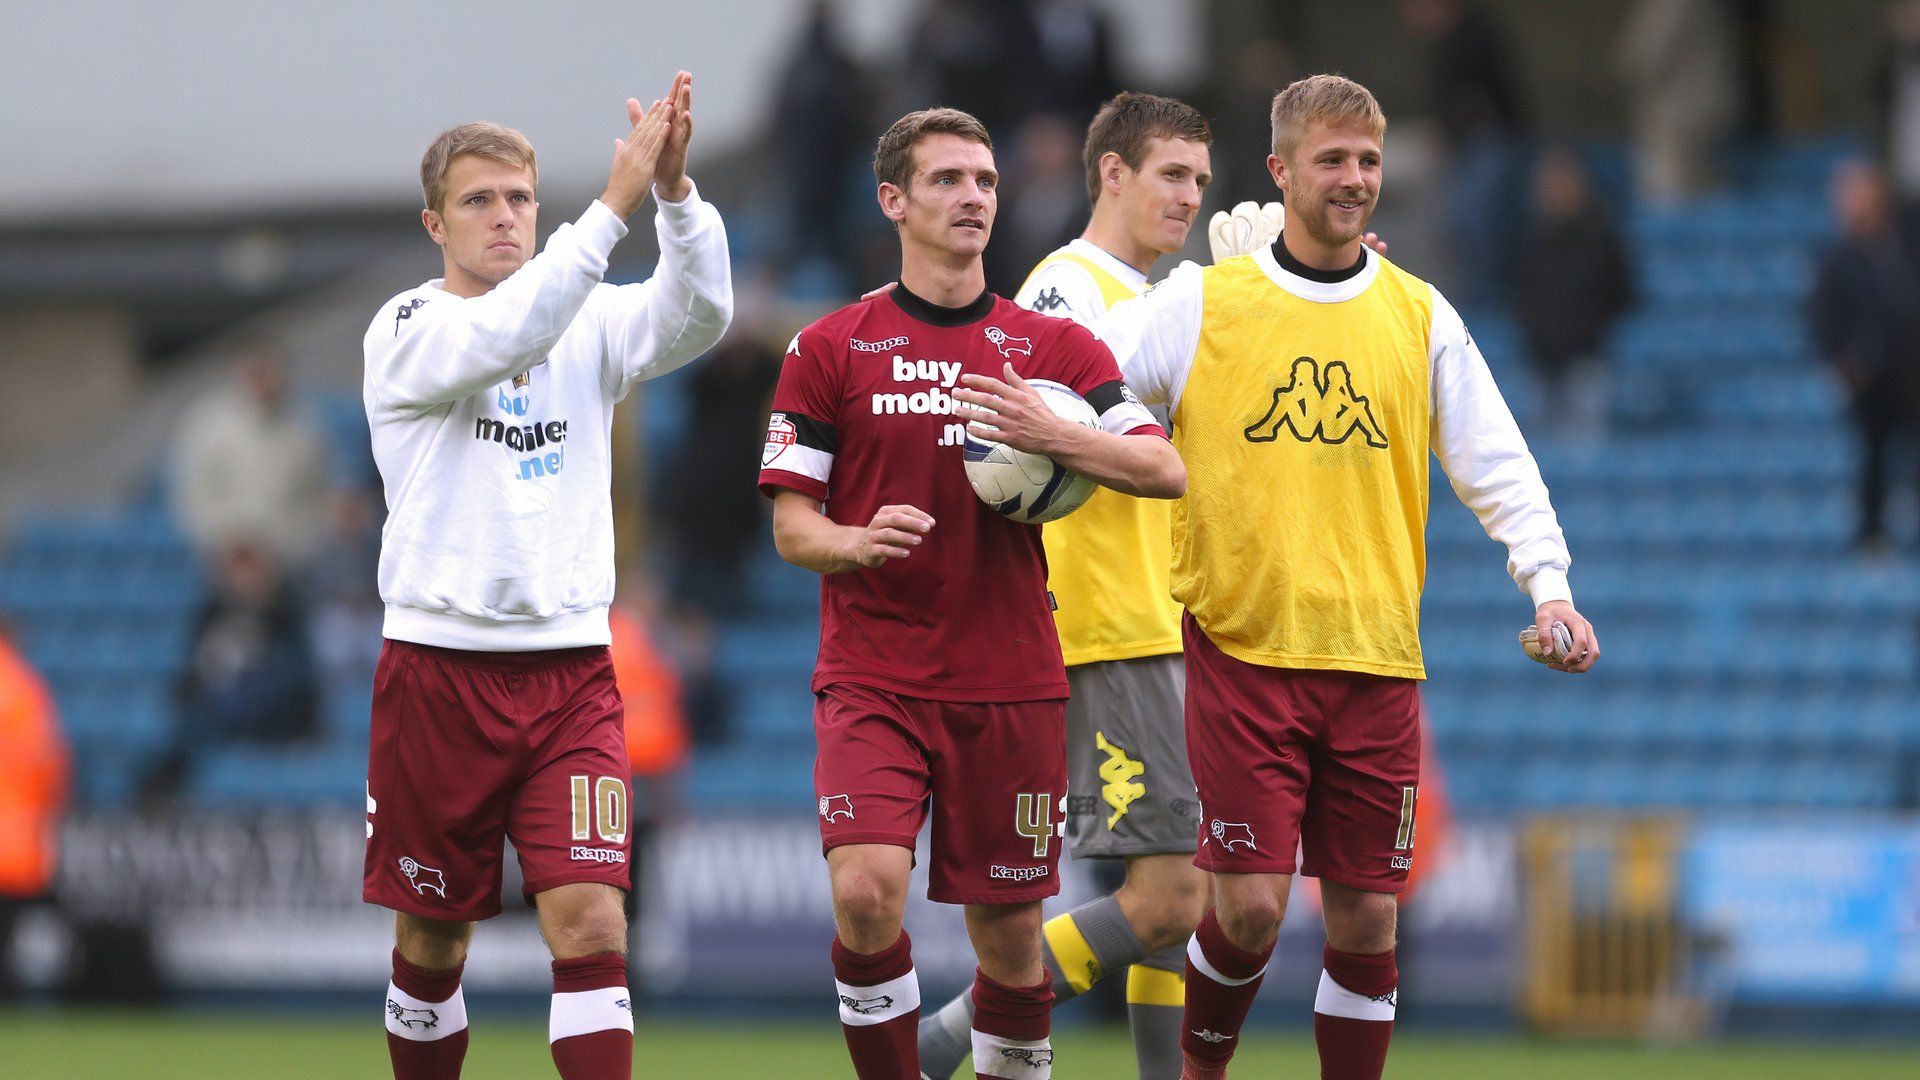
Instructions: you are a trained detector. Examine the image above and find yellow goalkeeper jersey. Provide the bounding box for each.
[1015,241,1183,666]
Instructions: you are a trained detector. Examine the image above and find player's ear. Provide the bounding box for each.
[877,182,907,224]
[1266,153,1289,199]
[1101,151,1128,196]
[421,207,446,246]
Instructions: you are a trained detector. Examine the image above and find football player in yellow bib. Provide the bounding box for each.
[1099,75,1600,1080]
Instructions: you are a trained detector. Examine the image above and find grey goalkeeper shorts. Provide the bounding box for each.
[1064,653,1199,859]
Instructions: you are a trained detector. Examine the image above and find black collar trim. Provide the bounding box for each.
[1271,235,1368,283]
[888,283,996,326]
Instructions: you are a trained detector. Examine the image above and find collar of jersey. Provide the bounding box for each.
[888,284,996,326]
[1252,240,1379,304]
[1065,238,1149,294]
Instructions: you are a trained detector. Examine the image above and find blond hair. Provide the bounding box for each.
[873,108,994,191]
[420,122,539,212]
[1269,74,1386,160]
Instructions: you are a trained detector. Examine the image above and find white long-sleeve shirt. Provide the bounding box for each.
[1098,246,1573,608]
[364,186,732,650]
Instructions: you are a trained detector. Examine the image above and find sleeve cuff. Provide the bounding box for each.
[654,179,705,237]
[581,199,632,247]
[1524,566,1573,608]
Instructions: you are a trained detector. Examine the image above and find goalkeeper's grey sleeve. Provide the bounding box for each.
[1428,286,1574,607]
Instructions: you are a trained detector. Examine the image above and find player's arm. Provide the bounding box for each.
[366,96,675,411]
[1093,261,1205,408]
[1428,289,1599,673]
[770,491,935,574]
[957,361,1185,499]
[597,73,735,395]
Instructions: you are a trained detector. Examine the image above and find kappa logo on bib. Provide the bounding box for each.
[1244,356,1388,449]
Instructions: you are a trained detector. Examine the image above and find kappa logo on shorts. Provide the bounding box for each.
[984,326,1033,358]
[819,794,856,822]
[571,846,627,864]
[1095,731,1147,829]
[989,864,1049,882]
[386,1000,439,1029]
[1208,820,1258,852]
[398,856,448,897]
[1390,855,1413,870]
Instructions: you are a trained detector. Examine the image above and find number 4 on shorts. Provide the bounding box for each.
[1015,792,1065,857]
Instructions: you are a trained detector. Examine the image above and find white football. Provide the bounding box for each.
[962,379,1101,524]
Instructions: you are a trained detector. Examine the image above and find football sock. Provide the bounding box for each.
[833,931,922,1080]
[1126,943,1188,1080]
[1179,908,1272,1076]
[970,968,1054,1079]
[386,949,469,1080]
[1313,944,1397,1080]
[917,896,1143,1077]
[548,952,633,1079]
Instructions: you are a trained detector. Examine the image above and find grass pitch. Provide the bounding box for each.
[1,1010,1914,1077]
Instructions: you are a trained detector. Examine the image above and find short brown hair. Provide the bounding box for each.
[872,108,994,191]
[1082,92,1213,204]
[420,122,539,212]
[1269,74,1386,160]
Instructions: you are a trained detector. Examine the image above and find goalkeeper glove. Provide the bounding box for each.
[1207,200,1284,263]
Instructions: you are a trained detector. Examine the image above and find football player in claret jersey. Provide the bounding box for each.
[1098,74,1599,1080]
[360,74,732,1080]
[758,108,1183,1080]
[915,91,1214,1080]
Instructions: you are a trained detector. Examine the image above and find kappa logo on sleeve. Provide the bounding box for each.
[398,856,447,897]
[392,298,428,335]
[1029,288,1068,313]
[984,326,1032,358]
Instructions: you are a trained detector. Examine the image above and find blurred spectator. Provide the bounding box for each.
[0,622,66,1001]
[653,295,781,616]
[610,577,690,996]
[1403,0,1529,303]
[1808,161,1920,550]
[771,1,868,290]
[1032,0,1120,123]
[903,0,1047,137]
[989,112,1087,295]
[168,345,330,571]
[1880,0,1920,217]
[303,486,385,705]
[1617,0,1739,202]
[177,539,318,746]
[1513,149,1635,442]
[1206,38,1299,206]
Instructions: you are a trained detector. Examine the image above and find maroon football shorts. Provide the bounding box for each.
[1182,614,1422,893]
[813,682,1068,905]
[363,639,632,921]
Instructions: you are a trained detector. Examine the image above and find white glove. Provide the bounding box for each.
[1207,200,1284,263]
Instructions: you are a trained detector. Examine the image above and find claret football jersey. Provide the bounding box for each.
[759,286,1163,702]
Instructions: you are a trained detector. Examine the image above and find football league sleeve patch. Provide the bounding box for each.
[758,410,836,500]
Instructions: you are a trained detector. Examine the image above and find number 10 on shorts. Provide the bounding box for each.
[570,775,629,844]
[1394,785,1418,851]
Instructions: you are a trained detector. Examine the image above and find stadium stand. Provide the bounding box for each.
[0,140,1913,819]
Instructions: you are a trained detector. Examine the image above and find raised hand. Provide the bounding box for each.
[600,95,673,219]
[653,71,694,202]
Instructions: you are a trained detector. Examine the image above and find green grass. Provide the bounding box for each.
[0,1011,1914,1078]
